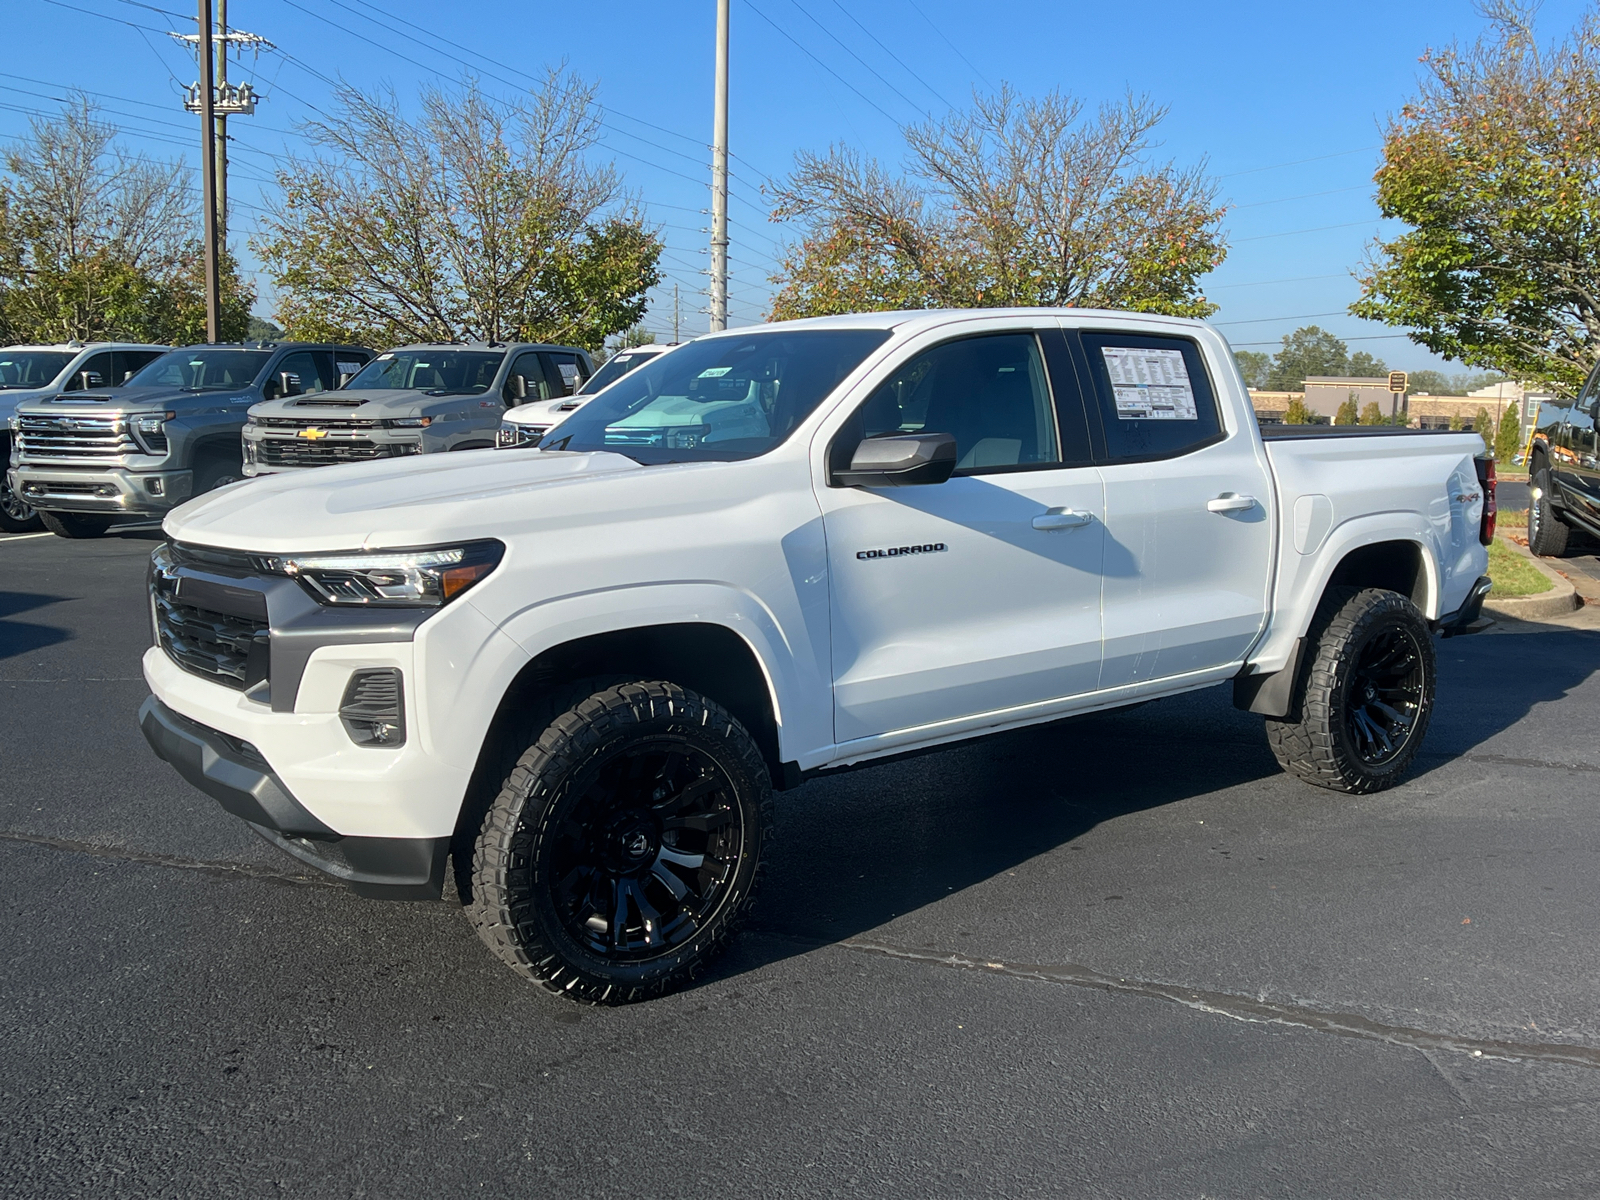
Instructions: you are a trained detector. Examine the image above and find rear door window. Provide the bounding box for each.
[63,352,116,391]
[112,350,162,384]
[1074,331,1224,464]
[540,351,585,397]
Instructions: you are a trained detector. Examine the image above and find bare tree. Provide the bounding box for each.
[256,71,661,350]
[768,87,1227,320]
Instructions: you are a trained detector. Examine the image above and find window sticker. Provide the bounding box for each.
[1100,346,1197,420]
[698,366,733,377]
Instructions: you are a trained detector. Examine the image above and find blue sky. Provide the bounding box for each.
[6,0,1589,370]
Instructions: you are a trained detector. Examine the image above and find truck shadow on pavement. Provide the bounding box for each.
[0,591,72,661]
[726,627,1600,980]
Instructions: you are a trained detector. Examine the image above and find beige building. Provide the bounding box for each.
[1302,377,1402,421]
[1249,376,1544,436]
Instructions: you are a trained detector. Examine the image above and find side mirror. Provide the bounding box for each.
[279,371,303,397]
[80,370,103,390]
[339,371,355,388]
[834,432,958,488]
[504,373,528,403]
[122,370,135,384]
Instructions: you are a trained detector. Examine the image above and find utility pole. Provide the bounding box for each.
[171,9,269,337]
[215,0,228,243]
[708,0,730,332]
[673,284,681,344]
[197,0,221,341]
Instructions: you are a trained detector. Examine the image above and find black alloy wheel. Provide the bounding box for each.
[467,680,771,1003]
[1343,622,1427,766]
[549,741,743,960]
[1528,465,1570,557]
[1265,586,1436,793]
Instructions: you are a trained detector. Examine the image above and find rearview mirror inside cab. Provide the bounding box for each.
[833,432,957,488]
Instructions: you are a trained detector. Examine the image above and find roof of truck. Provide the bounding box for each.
[689,308,1213,339]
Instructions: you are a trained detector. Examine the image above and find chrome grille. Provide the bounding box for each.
[18,414,135,460]
[258,437,387,467]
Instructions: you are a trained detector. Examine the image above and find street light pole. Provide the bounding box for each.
[197,0,222,341]
[215,0,228,244]
[708,0,729,333]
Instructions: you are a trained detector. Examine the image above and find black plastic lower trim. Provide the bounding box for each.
[1436,575,1494,638]
[1232,638,1306,719]
[138,695,447,900]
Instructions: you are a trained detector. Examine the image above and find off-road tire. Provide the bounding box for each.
[467,681,772,1004]
[1265,586,1436,794]
[39,511,112,539]
[1528,466,1570,557]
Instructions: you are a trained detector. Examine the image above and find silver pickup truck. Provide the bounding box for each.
[243,342,594,475]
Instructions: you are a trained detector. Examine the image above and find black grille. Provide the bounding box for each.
[153,587,269,690]
[259,438,387,467]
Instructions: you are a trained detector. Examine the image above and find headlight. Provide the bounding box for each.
[384,416,432,428]
[269,540,504,607]
[135,414,166,435]
[497,421,545,448]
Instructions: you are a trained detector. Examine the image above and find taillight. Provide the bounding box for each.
[1475,456,1497,545]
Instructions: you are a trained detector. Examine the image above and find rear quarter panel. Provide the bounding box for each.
[1254,433,1487,671]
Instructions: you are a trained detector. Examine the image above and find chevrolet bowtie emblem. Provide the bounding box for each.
[298,427,329,440]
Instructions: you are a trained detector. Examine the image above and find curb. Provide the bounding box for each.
[1484,536,1580,619]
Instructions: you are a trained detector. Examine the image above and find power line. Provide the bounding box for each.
[744,0,900,126]
[783,0,930,120]
[1208,273,1350,290]
[1234,218,1394,243]
[1212,311,1350,326]
[826,0,952,109]
[1229,332,1414,347]
[903,0,993,90]
[1221,145,1381,179]
[1231,184,1371,209]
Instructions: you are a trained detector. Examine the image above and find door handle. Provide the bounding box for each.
[1032,508,1094,530]
[1207,493,1257,513]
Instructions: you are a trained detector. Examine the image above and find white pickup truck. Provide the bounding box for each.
[137,308,1495,1003]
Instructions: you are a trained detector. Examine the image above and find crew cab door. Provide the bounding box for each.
[1067,327,1273,687]
[1555,367,1600,527]
[818,325,1105,744]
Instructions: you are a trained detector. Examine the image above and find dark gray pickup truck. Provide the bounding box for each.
[12,341,372,537]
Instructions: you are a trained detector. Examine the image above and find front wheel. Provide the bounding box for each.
[1265,587,1436,794]
[467,681,772,1003]
[0,464,41,533]
[39,511,112,539]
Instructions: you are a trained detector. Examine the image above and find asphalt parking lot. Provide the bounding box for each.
[5,528,1600,1197]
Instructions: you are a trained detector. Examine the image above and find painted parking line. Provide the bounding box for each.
[0,531,56,542]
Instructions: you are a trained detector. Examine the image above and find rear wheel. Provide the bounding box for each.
[1265,586,1436,794]
[39,511,112,539]
[1528,466,1570,557]
[467,681,771,1003]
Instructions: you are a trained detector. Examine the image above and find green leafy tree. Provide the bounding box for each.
[1406,369,1452,395]
[256,73,660,351]
[1360,401,1385,425]
[1284,395,1315,424]
[1352,3,1600,392]
[0,97,252,344]
[1495,403,1523,459]
[1475,406,1495,453]
[769,87,1227,320]
[1234,349,1271,389]
[1267,326,1345,390]
[1335,393,1361,424]
[1347,350,1390,377]
[1449,411,1465,430]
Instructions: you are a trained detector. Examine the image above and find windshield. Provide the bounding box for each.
[577,347,662,395]
[540,329,891,463]
[0,351,74,389]
[346,350,505,394]
[130,348,271,391]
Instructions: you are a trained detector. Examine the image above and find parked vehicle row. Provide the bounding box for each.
[134,307,1495,1004]
[3,337,632,537]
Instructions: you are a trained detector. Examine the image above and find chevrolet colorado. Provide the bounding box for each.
[137,308,1495,1003]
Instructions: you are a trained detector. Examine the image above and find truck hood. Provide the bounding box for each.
[163,447,647,553]
[505,395,591,427]
[14,384,199,415]
[249,388,492,420]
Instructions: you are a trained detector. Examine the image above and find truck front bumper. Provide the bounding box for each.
[14,464,191,514]
[139,695,449,899]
